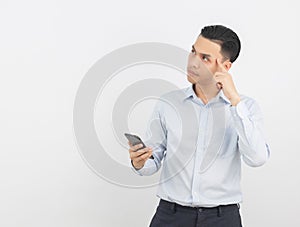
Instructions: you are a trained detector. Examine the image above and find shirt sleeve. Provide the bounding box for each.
[130,99,167,176]
[229,97,271,167]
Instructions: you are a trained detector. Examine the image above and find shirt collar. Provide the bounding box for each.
[182,84,231,104]
[182,84,195,100]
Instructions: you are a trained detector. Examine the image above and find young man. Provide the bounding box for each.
[128,25,270,227]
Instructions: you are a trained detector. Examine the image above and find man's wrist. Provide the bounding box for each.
[230,96,241,106]
[131,160,143,170]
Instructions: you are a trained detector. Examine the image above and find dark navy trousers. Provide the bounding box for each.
[149,199,243,227]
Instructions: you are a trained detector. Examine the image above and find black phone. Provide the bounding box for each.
[124,133,154,159]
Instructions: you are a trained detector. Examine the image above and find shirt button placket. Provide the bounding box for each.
[192,105,207,205]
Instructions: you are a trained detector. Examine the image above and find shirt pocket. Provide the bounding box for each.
[217,122,239,158]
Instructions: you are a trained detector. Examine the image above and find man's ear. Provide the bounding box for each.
[224,60,232,71]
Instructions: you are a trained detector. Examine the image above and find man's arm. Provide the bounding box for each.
[130,99,167,176]
[230,97,271,167]
[213,58,270,167]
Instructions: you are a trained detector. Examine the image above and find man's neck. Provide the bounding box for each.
[193,83,220,105]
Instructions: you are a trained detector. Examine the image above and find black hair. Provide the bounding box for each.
[199,25,241,63]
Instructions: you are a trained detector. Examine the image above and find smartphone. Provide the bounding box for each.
[124,133,154,159]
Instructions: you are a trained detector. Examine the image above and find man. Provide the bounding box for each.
[128,25,270,227]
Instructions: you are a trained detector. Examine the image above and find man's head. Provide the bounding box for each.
[200,25,241,63]
[187,25,241,85]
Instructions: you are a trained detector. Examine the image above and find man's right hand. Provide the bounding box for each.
[128,141,153,170]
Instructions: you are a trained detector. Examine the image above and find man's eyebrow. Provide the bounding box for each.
[191,45,212,58]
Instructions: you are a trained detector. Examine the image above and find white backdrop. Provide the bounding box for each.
[1,0,299,226]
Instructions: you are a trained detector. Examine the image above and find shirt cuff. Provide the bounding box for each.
[230,100,250,120]
[130,159,143,176]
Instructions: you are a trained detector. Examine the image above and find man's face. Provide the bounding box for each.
[186,35,231,85]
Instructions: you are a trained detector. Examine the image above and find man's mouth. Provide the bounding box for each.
[187,70,198,77]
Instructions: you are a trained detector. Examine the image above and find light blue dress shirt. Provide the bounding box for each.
[131,84,270,207]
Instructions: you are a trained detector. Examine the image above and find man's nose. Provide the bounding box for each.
[189,54,201,69]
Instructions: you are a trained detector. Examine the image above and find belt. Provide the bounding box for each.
[159,199,240,216]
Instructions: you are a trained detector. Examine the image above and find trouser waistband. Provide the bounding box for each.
[159,199,240,217]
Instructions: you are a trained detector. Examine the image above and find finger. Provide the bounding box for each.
[131,149,152,159]
[134,150,153,162]
[213,72,224,89]
[132,146,149,153]
[130,150,146,159]
[216,58,227,73]
[129,143,144,152]
[214,71,226,78]
[129,147,151,157]
[130,144,143,152]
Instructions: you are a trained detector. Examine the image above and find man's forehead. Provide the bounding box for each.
[193,36,222,57]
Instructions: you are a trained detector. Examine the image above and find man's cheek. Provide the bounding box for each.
[196,67,211,77]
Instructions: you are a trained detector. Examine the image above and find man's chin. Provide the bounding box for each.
[187,75,196,84]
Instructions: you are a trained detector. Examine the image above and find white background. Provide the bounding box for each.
[1,0,299,226]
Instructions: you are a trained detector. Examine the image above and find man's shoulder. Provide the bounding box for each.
[239,94,257,104]
[159,86,189,100]
[153,86,189,111]
[238,93,261,111]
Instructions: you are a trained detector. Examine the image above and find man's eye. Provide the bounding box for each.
[202,56,209,62]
